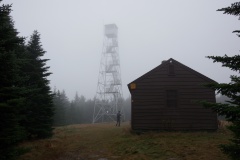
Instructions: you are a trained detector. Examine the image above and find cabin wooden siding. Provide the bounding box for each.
[128,58,218,131]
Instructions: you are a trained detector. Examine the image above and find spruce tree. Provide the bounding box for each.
[23,30,54,138]
[53,89,69,126]
[202,2,240,160]
[69,93,82,124]
[0,1,27,159]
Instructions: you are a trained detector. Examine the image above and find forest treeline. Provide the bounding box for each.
[53,90,131,126]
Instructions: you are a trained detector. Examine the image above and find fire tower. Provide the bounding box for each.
[92,24,124,123]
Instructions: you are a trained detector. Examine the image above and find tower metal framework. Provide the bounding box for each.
[93,24,124,123]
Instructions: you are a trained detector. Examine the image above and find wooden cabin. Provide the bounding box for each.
[128,58,218,131]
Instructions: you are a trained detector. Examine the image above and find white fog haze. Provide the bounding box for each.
[4,0,239,100]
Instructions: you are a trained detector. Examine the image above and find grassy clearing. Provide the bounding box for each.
[18,122,231,160]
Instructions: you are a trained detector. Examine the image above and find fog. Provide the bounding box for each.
[4,0,239,100]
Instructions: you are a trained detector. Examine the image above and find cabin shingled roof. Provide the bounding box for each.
[128,58,217,86]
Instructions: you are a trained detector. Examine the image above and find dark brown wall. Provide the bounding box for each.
[130,61,217,131]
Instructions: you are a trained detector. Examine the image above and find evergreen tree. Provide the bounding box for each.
[23,30,54,138]
[0,1,27,159]
[53,89,69,126]
[82,98,95,123]
[202,2,240,159]
[69,93,82,124]
[78,95,86,123]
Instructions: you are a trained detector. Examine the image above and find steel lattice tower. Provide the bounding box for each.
[93,24,124,123]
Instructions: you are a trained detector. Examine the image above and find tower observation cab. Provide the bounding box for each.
[105,24,118,38]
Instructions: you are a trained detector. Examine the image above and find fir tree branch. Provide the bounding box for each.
[217,2,240,16]
[207,55,240,72]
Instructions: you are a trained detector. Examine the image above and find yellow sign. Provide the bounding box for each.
[130,83,136,89]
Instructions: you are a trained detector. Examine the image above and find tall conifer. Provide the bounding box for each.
[202,2,240,160]
[0,1,27,159]
[24,30,54,138]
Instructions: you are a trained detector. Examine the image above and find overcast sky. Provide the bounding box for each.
[3,0,239,100]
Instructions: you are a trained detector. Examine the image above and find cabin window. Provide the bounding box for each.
[166,90,178,108]
[169,64,175,75]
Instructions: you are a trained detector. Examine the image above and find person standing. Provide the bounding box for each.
[116,111,121,127]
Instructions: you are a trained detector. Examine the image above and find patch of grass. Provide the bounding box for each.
[18,122,231,160]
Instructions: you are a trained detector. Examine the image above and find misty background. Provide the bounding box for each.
[4,0,239,100]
